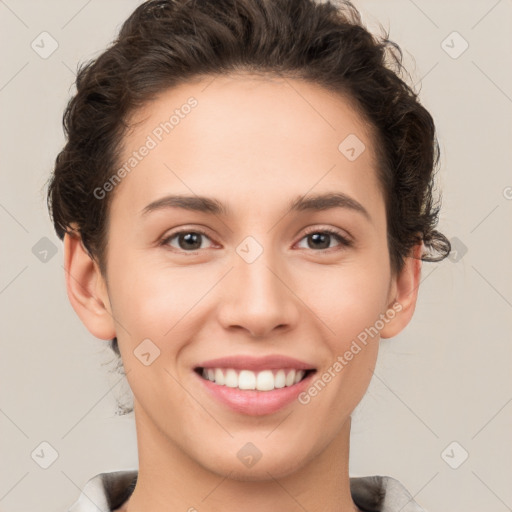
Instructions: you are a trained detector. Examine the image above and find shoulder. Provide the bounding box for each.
[68,470,138,512]
[349,475,428,512]
[68,470,426,512]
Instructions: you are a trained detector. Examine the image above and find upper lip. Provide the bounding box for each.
[195,354,316,372]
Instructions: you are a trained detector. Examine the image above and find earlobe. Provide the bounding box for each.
[63,232,116,340]
[380,243,423,339]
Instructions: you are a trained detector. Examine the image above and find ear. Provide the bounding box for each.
[63,231,116,340]
[380,242,423,339]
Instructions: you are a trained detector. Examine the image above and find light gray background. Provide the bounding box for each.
[1,1,511,511]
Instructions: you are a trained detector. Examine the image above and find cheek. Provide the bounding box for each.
[108,250,205,342]
[303,262,391,341]
[300,267,387,414]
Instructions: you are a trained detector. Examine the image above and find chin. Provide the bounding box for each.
[200,450,310,482]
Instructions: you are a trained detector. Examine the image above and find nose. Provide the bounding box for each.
[217,246,300,339]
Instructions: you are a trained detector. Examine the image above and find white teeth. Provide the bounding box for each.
[294,370,305,384]
[285,370,296,387]
[256,370,275,391]
[224,369,238,388]
[200,368,310,391]
[214,368,225,385]
[238,370,256,390]
[274,369,286,389]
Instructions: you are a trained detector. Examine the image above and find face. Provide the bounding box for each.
[71,73,418,480]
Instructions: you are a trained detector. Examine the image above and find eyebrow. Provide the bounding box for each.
[140,192,370,221]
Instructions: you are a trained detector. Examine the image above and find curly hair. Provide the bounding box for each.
[46,0,451,362]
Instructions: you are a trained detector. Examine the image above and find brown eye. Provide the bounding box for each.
[162,230,213,252]
[297,228,352,251]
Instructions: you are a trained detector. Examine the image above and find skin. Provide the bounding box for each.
[64,73,421,512]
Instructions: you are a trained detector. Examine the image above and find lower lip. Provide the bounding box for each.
[194,370,316,416]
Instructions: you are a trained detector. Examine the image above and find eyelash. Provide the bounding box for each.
[159,226,353,255]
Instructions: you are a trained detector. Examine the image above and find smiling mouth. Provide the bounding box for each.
[194,367,316,392]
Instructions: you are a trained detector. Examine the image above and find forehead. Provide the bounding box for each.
[111,73,383,221]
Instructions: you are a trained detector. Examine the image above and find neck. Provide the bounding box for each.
[124,400,360,512]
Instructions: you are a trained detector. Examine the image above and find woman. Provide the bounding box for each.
[46,0,450,510]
